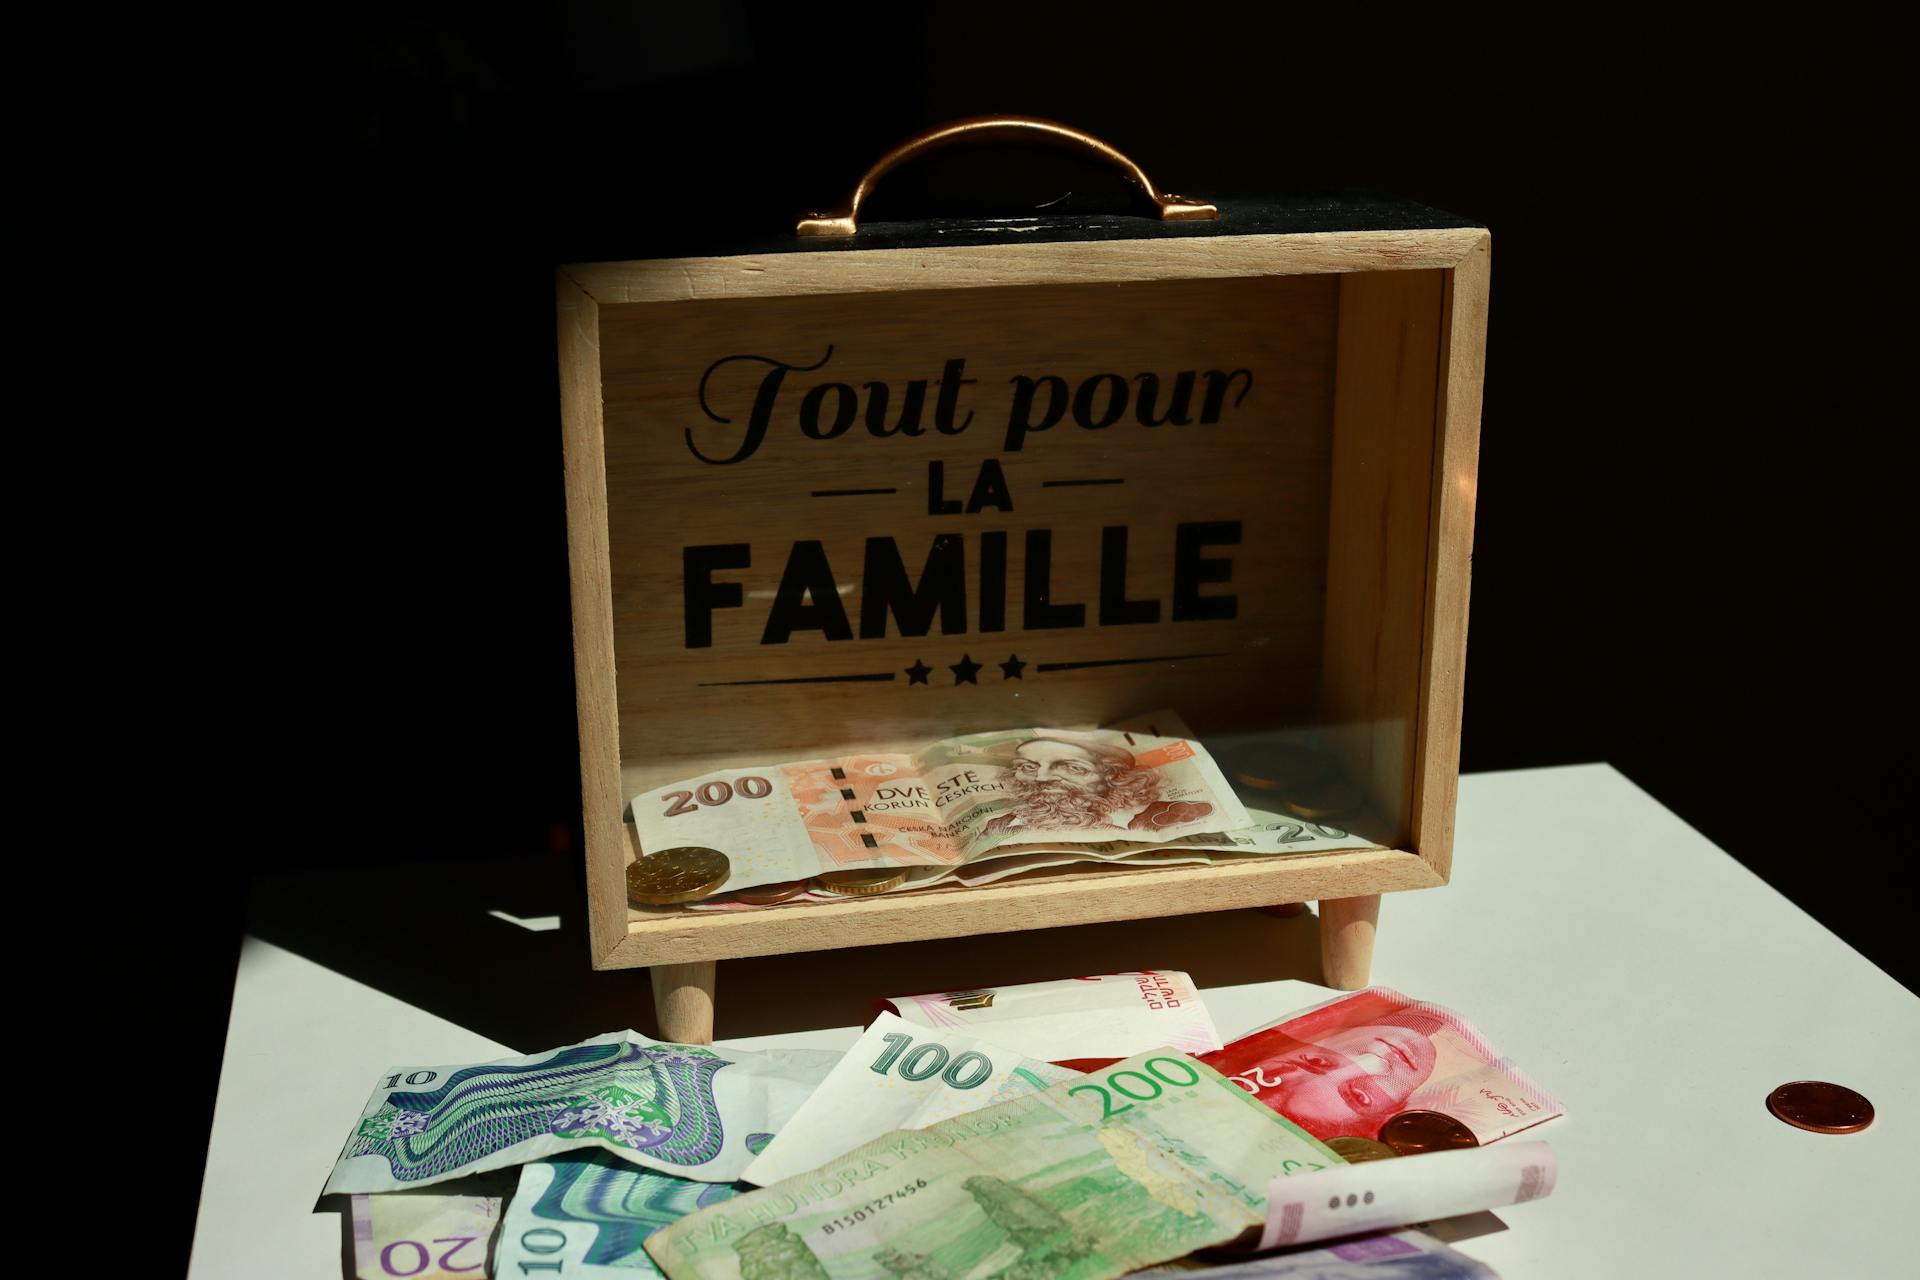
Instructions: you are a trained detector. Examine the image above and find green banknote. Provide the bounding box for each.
[644,1050,1341,1280]
[325,1031,839,1194]
[499,1153,745,1277]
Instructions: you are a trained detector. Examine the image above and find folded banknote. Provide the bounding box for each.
[683,808,1374,909]
[926,807,1374,884]
[1258,1141,1557,1250]
[630,726,1248,896]
[1137,1230,1499,1279]
[881,970,1223,1062]
[351,1191,501,1280]
[497,1154,743,1278]
[743,1012,1078,1186]
[324,1031,839,1194]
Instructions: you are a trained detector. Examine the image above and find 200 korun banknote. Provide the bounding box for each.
[630,726,1248,895]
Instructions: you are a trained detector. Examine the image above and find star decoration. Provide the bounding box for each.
[950,654,982,685]
[999,654,1027,680]
[905,660,931,685]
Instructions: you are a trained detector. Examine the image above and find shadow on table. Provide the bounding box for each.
[249,853,1329,1051]
[1422,1210,1508,1245]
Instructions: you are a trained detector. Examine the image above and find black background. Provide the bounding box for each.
[144,6,1909,1271]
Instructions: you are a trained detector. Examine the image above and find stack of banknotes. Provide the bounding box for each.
[326,973,1563,1279]
[625,715,1383,909]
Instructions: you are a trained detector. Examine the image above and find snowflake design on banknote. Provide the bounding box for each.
[551,1085,675,1148]
[345,1040,735,1183]
[356,1108,430,1142]
[547,1049,732,1163]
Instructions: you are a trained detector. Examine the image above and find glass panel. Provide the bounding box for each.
[598,271,1439,912]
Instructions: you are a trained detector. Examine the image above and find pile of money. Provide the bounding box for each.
[326,974,1569,1279]
[625,720,1382,911]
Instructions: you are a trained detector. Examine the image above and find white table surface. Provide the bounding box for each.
[191,764,1919,1279]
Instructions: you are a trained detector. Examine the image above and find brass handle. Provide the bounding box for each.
[796,115,1219,237]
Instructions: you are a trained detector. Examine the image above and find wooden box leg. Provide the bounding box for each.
[1318,895,1380,989]
[651,961,717,1045]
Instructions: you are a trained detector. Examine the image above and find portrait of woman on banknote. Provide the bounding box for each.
[1201,990,1563,1144]
[1222,1013,1442,1140]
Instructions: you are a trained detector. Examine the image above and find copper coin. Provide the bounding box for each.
[1282,776,1366,821]
[1379,1110,1480,1155]
[625,846,731,905]
[733,879,809,906]
[1325,1135,1399,1163]
[813,868,909,896]
[1767,1081,1874,1134]
[1226,743,1334,793]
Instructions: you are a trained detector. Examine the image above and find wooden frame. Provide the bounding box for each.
[559,223,1489,1043]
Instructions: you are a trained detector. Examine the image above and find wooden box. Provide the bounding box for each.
[557,122,1489,1043]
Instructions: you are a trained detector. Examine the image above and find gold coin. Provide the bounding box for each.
[1378,1109,1479,1155]
[626,846,731,905]
[1325,1135,1399,1163]
[1282,776,1366,820]
[733,879,809,906]
[813,868,908,896]
[1226,742,1334,793]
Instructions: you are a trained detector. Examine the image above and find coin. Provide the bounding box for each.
[733,879,809,906]
[1282,776,1366,820]
[1766,1080,1874,1134]
[1378,1109,1479,1155]
[813,868,909,896]
[1226,742,1333,793]
[1325,1135,1399,1163]
[625,846,731,905]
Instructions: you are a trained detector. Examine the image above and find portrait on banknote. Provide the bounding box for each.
[981,734,1216,837]
[1200,989,1564,1144]
[1219,1008,1439,1139]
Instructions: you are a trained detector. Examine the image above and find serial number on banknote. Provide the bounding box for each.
[818,1178,931,1236]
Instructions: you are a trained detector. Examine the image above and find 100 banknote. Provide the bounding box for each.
[630,727,1248,896]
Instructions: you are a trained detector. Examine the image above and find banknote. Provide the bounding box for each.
[1199,989,1564,1144]
[743,1013,1079,1186]
[683,809,1373,910]
[351,1191,501,1279]
[644,1051,1343,1280]
[889,810,1372,889]
[936,809,1374,882]
[1138,1230,1498,1279]
[325,1031,840,1194]
[497,1154,743,1278]
[1258,1141,1557,1250]
[631,726,1249,895]
[880,971,1223,1063]
[994,803,1371,859]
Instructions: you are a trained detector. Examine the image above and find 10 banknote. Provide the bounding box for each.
[325,1032,839,1194]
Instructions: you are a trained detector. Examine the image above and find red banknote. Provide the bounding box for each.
[1198,988,1563,1143]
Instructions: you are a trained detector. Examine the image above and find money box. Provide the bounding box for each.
[557,118,1489,1043]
